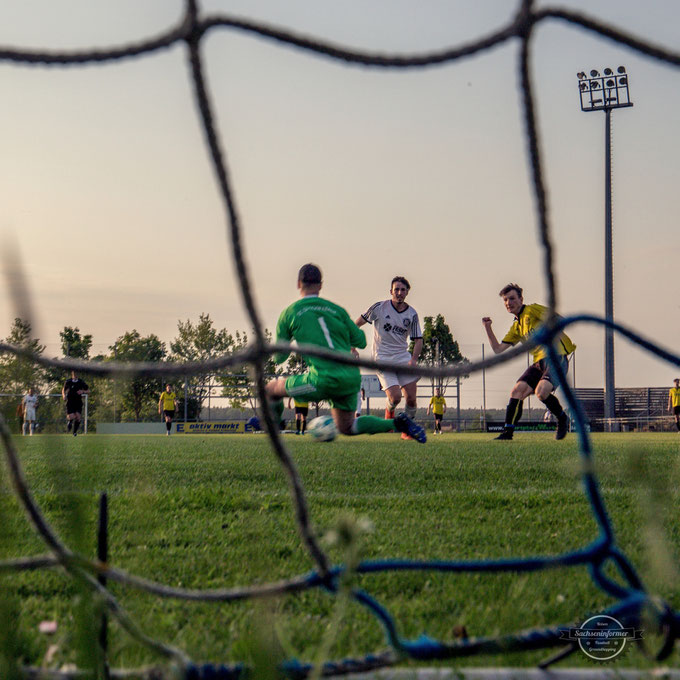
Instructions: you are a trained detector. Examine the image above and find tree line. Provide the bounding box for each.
[0,313,466,425]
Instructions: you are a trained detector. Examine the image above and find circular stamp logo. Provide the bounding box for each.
[560,615,643,663]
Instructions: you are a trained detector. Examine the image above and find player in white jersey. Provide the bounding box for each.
[22,388,38,435]
[355,276,422,435]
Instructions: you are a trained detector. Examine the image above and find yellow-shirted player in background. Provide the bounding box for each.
[427,388,447,435]
[288,396,309,435]
[159,384,178,436]
[668,378,680,432]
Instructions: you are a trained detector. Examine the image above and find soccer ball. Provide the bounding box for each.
[308,415,337,442]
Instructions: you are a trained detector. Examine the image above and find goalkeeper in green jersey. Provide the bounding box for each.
[264,264,426,443]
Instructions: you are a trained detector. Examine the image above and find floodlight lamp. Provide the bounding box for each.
[618,76,627,85]
[590,69,600,77]
[606,79,615,87]
[577,71,586,79]
[604,68,613,75]
[617,66,626,73]
[580,82,588,91]
[590,81,600,89]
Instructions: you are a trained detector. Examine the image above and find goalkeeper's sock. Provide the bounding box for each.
[351,415,395,435]
[301,420,306,434]
[73,420,80,435]
[166,420,171,432]
[543,394,564,417]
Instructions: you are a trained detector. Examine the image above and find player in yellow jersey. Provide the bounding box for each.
[427,388,447,435]
[158,384,178,436]
[668,378,680,431]
[483,283,575,441]
[288,396,309,435]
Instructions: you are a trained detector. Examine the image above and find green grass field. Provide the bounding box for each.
[1,432,679,675]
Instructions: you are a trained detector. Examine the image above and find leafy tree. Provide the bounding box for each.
[60,326,93,359]
[108,330,166,422]
[45,326,95,390]
[414,314,469,395]
[285,353,307,375]
[0,318,46,394]
[218,329,282,412]
[170,314,234,420]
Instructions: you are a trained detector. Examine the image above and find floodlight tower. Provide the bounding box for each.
[576,67,632,428]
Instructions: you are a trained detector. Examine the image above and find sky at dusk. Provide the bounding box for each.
[0,0,679,409]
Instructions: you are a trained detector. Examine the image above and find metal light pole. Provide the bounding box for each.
[576,67,632,428]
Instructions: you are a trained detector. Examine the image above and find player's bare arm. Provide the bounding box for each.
[482,317,510,354]
[409,338,423,365]
[354,316,366,328]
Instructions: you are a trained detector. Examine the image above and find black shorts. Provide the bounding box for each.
[433,413,443,421]
[294,406,309,416]
[66,401,82,416]
[674,405,680,416]
[518,356,568,391]
[163,409,175,419]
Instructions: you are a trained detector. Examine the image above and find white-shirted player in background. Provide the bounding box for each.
[355,276,422,439]
[22,387,38,435]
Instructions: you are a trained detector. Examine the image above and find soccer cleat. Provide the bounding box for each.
[393,413,426,444]
[494,430,514,441]
[555,413,569,440]
[384,407,395,419]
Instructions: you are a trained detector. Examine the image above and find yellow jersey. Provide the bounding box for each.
[429,396,446,415]
[669,387,680,408]
[293,399,309,408]
[160,391,177,410]
[502,303,576,363]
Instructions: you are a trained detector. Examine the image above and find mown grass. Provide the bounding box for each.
[1,432,679,674]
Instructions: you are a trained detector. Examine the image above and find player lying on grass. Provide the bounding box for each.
[482,283,575,441]
[264,263,426,443]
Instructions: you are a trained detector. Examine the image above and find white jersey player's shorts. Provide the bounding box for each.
[24,408,36,421]
[378,369,420,391]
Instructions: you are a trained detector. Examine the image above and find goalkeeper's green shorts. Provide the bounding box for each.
[285,372,360,412]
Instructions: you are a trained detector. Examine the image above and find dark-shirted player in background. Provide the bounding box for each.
[668,378,680,431]
[265,264,425,442]
[62,370,89,436]
[159,384,178,436]
[482,283,575,441]
[355,276,422,440]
